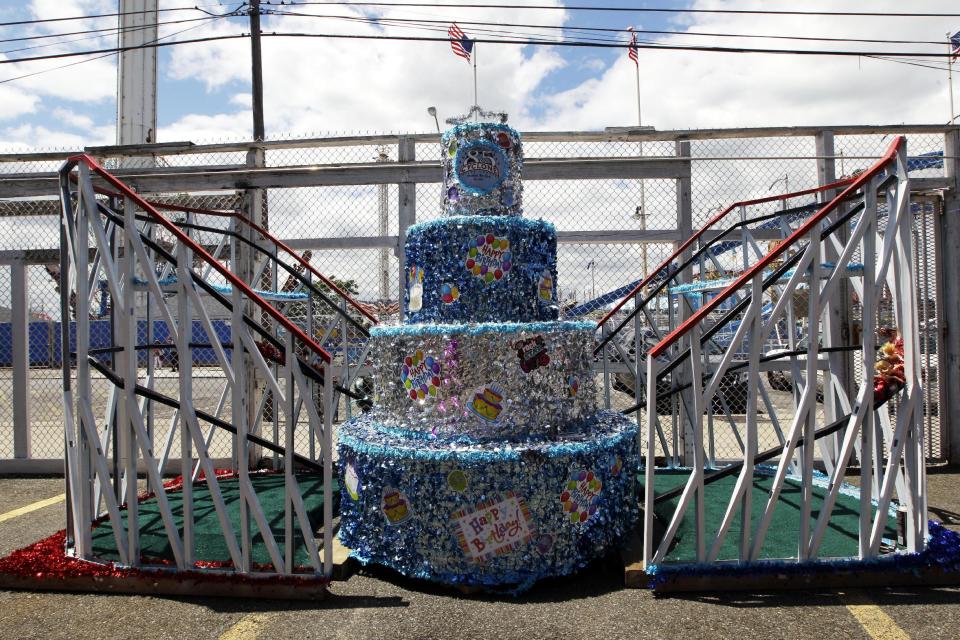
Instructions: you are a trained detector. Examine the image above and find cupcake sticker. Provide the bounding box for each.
[382,487,412,525]
[467,385,506,423]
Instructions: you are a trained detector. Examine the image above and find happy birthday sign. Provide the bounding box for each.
[452,492,535,563]
[400,350,441,401]
[465,233,512,284]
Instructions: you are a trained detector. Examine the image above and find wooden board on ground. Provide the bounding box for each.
[0,572,329,601]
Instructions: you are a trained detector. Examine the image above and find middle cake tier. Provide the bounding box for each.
[368,320,599,441]
[403,215,559,324]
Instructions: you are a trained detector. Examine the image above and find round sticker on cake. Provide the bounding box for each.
[455,140,508,195]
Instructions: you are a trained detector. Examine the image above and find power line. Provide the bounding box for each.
[274,2,960,19]
[264,10,949,47]
[0,15,225,56]
[0,5,222,29]
[3,29,959,69]
[0,19,227,85]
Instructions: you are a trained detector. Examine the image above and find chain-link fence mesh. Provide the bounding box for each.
[0,128,951,465]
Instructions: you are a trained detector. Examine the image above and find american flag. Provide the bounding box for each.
[448,22,474,62]
[627,27,639,66]
[951,31,960,61]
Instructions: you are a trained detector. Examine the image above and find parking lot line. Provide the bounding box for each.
[0,493,64,524]
[218,614,272,640]
[839,590,910,640]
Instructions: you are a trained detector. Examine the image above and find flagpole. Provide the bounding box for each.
[473,44,479,114]
[633,39,647,284]
[949,34,956,123]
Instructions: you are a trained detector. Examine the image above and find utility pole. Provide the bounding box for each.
[249,0,266,144]
[243,0,268,465]
[116,0,158,167]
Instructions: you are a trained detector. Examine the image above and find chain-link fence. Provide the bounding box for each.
[0,125,953,469]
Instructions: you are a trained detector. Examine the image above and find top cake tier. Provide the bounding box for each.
[442,122,522,217]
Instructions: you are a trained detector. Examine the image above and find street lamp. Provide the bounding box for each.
[427,106,440,133]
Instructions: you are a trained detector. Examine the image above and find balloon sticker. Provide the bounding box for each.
[400,350,442,401]
[407,265,424,312]
[609,455,623,477]
[560,470,602,525]
[535,534,554,554]
[452,492,535,563]
[538,269,554,302]
[567,376,580,398]
[515,335,550,374]
[345,462,360,501]
[467,385,506,423]
[465,233,512,284]
[441,282,460,304]
[455,139,507,194]
[382,487,412,525]
[447,469,468,493]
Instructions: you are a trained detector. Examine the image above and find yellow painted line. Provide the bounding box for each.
[839,590,911,640]
[218,614,272,640]
[0,493,65,524]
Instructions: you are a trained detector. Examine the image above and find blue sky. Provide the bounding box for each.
[0,0,957,148]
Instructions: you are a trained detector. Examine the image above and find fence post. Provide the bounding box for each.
[11,258,30,459]
[816,129,849,466]
[397,136,416,318]
[675,139,694,465]
[941,128,960,463]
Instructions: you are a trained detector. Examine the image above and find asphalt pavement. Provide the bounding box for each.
[1,471,959,640]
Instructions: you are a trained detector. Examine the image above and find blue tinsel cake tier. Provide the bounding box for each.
[441,122,523,217]
[404,216,558,324]
[337,411,639,589]
[368,320,598,441]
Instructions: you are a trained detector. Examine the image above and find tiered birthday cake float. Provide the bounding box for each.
[337,115,640,590]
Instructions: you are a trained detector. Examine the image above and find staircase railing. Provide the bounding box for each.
[641,136,925,569]
[60,154,337,578]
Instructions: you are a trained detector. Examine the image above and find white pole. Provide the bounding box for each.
[635,52,647,279]
[949,35,956,124]
[473,44,479,111]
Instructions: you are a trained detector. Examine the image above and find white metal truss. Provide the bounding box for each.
[56,154,375,578]
[634,136,925,568]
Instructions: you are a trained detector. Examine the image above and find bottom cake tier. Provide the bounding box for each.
[337,411,639,589]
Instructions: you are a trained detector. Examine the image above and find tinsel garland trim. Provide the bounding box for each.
[645,521,960,588]
[338,412,637,463]
[370,319,593,338]
[406,214,555,237]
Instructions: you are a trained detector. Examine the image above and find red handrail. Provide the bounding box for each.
[595,175,858,328]
[68,154,333,363]
[647,135,904,360]
[93,187,379,325]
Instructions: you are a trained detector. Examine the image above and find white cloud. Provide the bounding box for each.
[0,122,112,149]
[0,86,39,121]
[51,108,95,130]
[535,0,954,130]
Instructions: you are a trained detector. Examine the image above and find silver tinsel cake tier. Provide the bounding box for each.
[366,321,598,441]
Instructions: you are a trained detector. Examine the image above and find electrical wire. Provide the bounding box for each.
[0,15,226,56]
[271,2,960,19]
[0,4,231,28]
[2,24,958,71]
[264,5,953,46]
[0,18,230,85]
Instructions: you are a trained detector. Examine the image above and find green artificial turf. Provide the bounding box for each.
[641,470,897,563]
[91,474,337,568]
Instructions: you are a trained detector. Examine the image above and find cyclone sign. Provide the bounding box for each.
[455,140,508,194]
